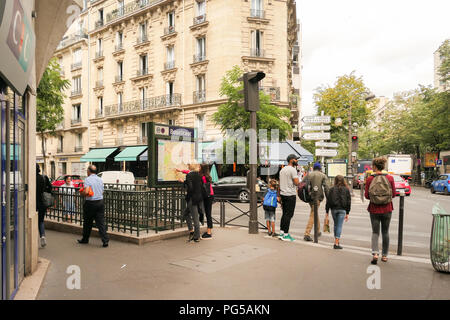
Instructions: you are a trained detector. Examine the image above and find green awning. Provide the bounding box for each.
[80,148,118,162]
[114,146,147,162]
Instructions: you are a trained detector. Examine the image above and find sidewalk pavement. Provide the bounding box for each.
[36,227,450,300]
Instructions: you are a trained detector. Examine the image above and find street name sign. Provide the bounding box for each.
[315,142,338,148]
[302,132,330,140]
[301,125,331,131]
[302,116,331,124]
[316,149,338,157]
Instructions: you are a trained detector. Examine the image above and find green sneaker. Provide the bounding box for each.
[281,234,295,242]
[278,232,285,239]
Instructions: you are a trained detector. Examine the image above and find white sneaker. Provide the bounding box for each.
[40,236,47,247]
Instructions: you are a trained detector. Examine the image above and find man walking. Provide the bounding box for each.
[78,165,109,247]
[304,162,329,241]
[278,154,300,242]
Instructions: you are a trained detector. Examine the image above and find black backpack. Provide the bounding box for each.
[202,180,213,199]
[297,177,312,203]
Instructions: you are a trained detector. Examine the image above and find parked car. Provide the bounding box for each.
[430,174,450,195]
[392,174,411,196]
[97,171,135,185]
[352,173,365,189]
[51,175,84,188]
[212,176,268,202]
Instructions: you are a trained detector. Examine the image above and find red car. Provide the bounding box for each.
[392,174,411,196]
[52,175,84,188]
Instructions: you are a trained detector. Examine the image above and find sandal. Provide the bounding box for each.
[371,254,379,265]
[381,256,388,262]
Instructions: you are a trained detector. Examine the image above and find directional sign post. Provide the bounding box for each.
[315,149,338,157]
[303,132,331,140]
[315,142,339,148]
[302,125,331,131]
[302,116,331,124]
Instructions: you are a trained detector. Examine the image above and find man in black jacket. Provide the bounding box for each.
[182,164,203,242]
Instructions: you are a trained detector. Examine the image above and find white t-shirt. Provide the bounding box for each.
[279,165,298,196]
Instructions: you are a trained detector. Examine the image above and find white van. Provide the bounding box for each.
[97,171,135,185]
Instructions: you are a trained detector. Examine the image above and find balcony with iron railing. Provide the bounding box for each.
[250,9,265,19]
[164,60,175,70]
[114,43,124,52]
[95,80,103,88]
[57,147,63,153]
[115,75,124,83]
[95,50,104,60]
[193,14,207,26]
[57,31,88,50]
[260,87,280,101]
[71,89,82,97]
[106,0,153,24]
[71,61,82,71]
[164,26,176,36]
[136,34,149,45]
[71,118,82,125]
[136,68,149,77]
[250,48,265,57]
[74,146,83,152]
[95,109,104,118]
[193,54,206,63]
[193,90,206,104]
[95,20,104,28]
[103,94,182,118]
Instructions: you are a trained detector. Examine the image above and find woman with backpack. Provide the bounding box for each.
[199,164,214,239]
[36,164,52,248]
[325,175,351,249]
[365,157,396,264]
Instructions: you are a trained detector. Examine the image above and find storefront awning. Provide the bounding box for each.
[260,140,314,166]
[139,150,148,161]
[115,146,147,162]
[80,148,118,162]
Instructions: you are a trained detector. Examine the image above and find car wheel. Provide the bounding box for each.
[239,190,249,202]
[445,188,450,196]
[430,187,435,194]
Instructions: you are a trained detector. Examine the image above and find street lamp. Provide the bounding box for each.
[347,92,375,192]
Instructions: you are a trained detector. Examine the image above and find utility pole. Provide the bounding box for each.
[239,72,265,234]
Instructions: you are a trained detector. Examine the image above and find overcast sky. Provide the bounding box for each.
[296,0,450,117]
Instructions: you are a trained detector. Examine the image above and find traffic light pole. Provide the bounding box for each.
[347,103,354,196]
[249,110,259,234]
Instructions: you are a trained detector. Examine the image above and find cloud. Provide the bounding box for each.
[296,0,450,116]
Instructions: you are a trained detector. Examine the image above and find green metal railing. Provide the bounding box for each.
[47,185,186,236]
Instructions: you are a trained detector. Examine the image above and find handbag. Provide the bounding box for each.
[42,191,54,208]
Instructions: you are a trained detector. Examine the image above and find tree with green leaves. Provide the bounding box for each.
[36,58,70,172]
[437,39,450,85]
[312,72,374,158]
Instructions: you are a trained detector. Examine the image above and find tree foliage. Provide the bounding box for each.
[212,65,292,141]
[438,39,450,84]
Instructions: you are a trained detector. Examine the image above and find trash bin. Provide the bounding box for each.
[430,204,450,273]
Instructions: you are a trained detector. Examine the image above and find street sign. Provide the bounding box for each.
[436,159,443,166]
[315,142,338,148]
[316,149,338,157]
[302,132,330,140]
[302,116,331,124]
[301,125,331,131]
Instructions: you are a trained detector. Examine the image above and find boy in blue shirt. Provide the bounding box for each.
[263,179,279,237]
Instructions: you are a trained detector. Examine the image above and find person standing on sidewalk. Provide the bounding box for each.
[304,162,329,242]
[278,154,300,242]
[182,163,203,243]
[263,179,279,237]
[365,157,396,264]
[325,175,351,249]
[36,164,52,248]
[77,165,109,247]
[200,164,214,239]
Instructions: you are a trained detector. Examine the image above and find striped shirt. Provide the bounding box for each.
[84,174,104,201]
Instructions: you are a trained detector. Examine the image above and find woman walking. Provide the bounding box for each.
[36,164,52,247]
[325,175,351,249]
[365,157,396,264]
[181,163,203,243]
[199,164,214,239]
[62,176,75,221]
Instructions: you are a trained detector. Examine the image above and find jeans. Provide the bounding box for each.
[38,207,46,237]
[264,210,275,222]
[370,212,392,256]
[81,200,109,244]
[183,200,201,240]
[280,195,296,234]
[331,209,346,239]
[305,200,321,236]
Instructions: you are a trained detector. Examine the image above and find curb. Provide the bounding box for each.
[44,220,207,245]
[14,258,51,300]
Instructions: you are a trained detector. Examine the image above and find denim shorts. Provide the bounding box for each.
[264,210,275,222]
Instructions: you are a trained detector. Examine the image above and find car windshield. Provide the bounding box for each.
[393,175,404,182]
[71,175,81,180]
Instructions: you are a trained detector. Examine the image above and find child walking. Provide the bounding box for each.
[263,179,279,237]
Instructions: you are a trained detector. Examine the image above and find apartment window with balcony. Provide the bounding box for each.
[116,61,123,82]
[58,136,63,153]
[97,8,104,27]
[166,82,174,105]
[118,0,124,16]
[251,0,264,18]
[195,114,206,140]
[98,96,103,116]
[139,22,148,43]
[140,123,148,144]
[140,87,146,109]
[117,92,123,112]
[116,31,123,51]
[195,37,206,62]
[72,48,82,69]
[168,11,175,28]
[194,74,205,103]
[72,104,81,124]
[96,68,103,87]
[96,38,103,58]
[166,46,175,69]
[251,30,263,57]
[139,55,148,76]
[193,0,206,24]
[75,133,83,152]
[72,76,82,96]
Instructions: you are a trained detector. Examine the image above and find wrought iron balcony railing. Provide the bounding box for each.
[106,0,153,24]
[74,146,83,152]
[193,54,206,63]
[250,48,265,57]
[71,89,82,97]
[136,68,149,77]
[95,109,104,118]
[136,34,149,44]
[57,31,88,50]
[193,14,206,25]
[95,51,104,59]
[250,9,265,19]
[164,26,176,36]
[95,20,104,28]
[71,118,82,125]
[193,90,206,104]
[71,62,82,70]
[115,75,124,83]
[95,80,103,88]
[115,43,124,52]
[57,147,63,153]
[164,60,175,70]
[104,94,182,117]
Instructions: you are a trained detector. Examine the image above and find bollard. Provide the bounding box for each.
[313,200,319,243]
[360,183,364,202]
[397,191,405,255]
[220,200,225,228]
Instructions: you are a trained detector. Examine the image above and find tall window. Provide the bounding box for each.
[72,76,81,94]
[117,92,123,111]
[97,38,102,55]
[251,0,263,17]
[166,46,175,69]
[117,61,123,81]
[139,22,147,41]
[197,0,206,16]
[98,127,103,144]
[58,136,63,152]
[140,55,148,74]
[117,125,124,143]
[98,8,104,23]
[76,133,83,150]
[73,48,82,64]
[251,30,263,56]
[140,87,146,109]
[196,37,206,61]
[118,0,124,15]
[116,31,123,50]
[166,82,174,105]
[195,114,206,139]
[140,123,147,143]
[72,104,81,122]
[168,12,175,28]
[97,68,103,86]
[98,96,103,115]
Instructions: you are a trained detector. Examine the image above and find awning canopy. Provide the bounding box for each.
[260,140,314,166]
[115,146,147,162]
[139,150,148,161]
[80,148,118,163]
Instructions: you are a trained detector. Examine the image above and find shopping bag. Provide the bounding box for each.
[323,216,330,233]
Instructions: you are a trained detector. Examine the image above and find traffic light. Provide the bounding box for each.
[238,72,266,112]
[351,135,358,153]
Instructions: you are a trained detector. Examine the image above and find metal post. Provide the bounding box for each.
[249,111,258,234]
[360,182,364,202]
[313,200,319,243]
[347,104,353,195]
[4,97,11,300]
[397,192,405,255]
